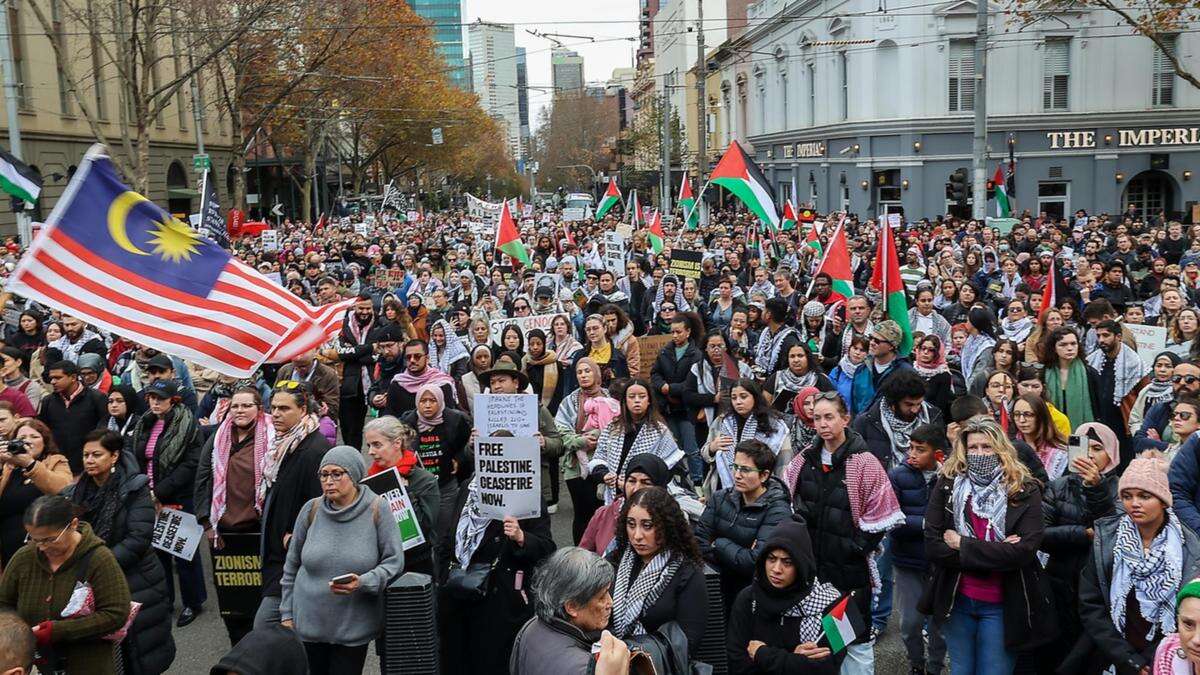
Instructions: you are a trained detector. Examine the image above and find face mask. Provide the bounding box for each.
[966,452,1001,486]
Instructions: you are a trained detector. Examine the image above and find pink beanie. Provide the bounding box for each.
[1118,455,1172,507]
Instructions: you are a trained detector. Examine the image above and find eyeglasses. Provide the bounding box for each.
[731,463,763,475]
[1011,411,1035,420]
[1173,375,1200,385]
[318,469,349,482]
[25,523,71,547]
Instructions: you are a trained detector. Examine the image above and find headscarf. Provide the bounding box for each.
[106,383,145,433]
[469,344,492,375]
[428,319,469,373]
[1141,351,1181,413]
[415,383,446,432]
[912,340,949,378]
[1074,422,1120,474]
[790,387,821,426]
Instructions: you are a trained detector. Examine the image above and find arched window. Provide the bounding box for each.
[875,40,898,117]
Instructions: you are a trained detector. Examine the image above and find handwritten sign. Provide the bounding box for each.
[475,393,538,436]
[604,232,626,276]
[260,229,279,252]
[562,207,586,222]
[211,533,261,620]
[639,334,674,377]
[668,248,703,279]
[151,508,203,561]
[475,436,541,520]
[355,223,369,236]
[361,468,427,551]
[488,312,569,346]
[1127,323,1168,368]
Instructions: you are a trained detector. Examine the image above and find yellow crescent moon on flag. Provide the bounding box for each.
[107,191,151,256]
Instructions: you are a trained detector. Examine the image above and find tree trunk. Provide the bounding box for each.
[300,148,315,223]
[231,124,247,211]
[135,123,151,196]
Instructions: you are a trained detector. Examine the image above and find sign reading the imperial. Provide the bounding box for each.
[1047,127,1200,150]
[795,142,826,158]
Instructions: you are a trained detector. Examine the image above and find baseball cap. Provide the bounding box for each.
[145,379,179,400]
[146,354,174,372]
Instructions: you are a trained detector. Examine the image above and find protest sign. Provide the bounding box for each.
[475,393,538,436]
[1127,323,1167,368]
[355,223,369,237]
[522,204,533,218]
[988,217,1020,236]
[151,508,203,561]
[488,312,568,345]
[211,533,262,620]
[387,268,406,289]
[886,213,902,229]
[406,210,419,222]
[640,334,673,376]
[340,216,351,227]
[475,436,541,520]
[604,233,626,276]
[260,229,279,251]
[562,207,586,222]
[615,223,633,239]
[668,248,703,279]
[533,274,560,300]
[361,468,427,551]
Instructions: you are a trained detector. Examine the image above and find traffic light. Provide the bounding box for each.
[985,178,996,200]
[948,168,969,205]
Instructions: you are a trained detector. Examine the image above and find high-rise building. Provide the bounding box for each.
[516,47,530,157]
[468,21,522,161]
[551,48,585,93]
[409,0,469,90]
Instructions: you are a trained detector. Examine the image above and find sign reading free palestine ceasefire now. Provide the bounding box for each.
[473,393,542,520]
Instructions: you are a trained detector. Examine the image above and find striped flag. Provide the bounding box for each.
[0,149,41,204]
[993,164,1011,218]
[710,140,779,231]
[6,146,351,377]
[1038,255,1064,319]
[820,594,865,654]
[869,217,914,357]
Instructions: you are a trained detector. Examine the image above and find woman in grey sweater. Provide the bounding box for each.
[280,445,404,675]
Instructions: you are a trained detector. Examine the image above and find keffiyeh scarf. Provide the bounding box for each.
[756,325,799,373]
[588,421,684,504]
[1110,511,1183,639]
[952,468,1008,543]
[263,413,319,491]
[1142,377,1175,413]
[776,581,844,643]
[610,548,682,638]
[775,368,817,394]
[1000,316,1034,344]
[1087,343,1147,404]
[880,402,930,468]
[454,478,492,567]
[211,414,273,527]
[960,333,996,384]
[429,319,470,373]
[716,414,759,488]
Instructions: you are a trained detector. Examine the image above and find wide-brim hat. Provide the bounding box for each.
[480,360,530,390]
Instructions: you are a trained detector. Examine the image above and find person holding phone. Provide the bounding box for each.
[279,446,403,675]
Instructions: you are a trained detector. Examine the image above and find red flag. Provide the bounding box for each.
[314,213,327,232]
[1038,256,1062,319]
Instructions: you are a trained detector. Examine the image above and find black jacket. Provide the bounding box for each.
[335,315,376,398]
[887,462,937,571]
[399,408,473,483]
[1041,473,1118,585]
[260,429,330,597]
[851,401,944,472]
[604,553,709,657]
[919,475,1056,651]
[37,386,108,473]
[650,340,702,416]
[696,478,793,596]
[921,371,954,421]
[130,407,201,505]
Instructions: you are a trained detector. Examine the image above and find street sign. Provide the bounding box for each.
[192,154,211,171]
[270,203,284,217]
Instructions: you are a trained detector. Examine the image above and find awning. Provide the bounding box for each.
[167,188,200,199]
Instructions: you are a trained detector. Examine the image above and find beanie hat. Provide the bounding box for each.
[320,445,366,484]
[802,301,826,318]
[1118,454,1172,507]
[1178,578,1200,609]
[872,320,903,348]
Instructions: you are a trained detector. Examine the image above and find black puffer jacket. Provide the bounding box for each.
[788,430,883,623]
[129,406,201,504]
[696,477,793,599]
[64,454,175,675]
[650,340,702,417]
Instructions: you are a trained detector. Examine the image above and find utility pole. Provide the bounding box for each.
[970,0,988,220]
[0,0,30,244]
[660,88,671,215]
[695,0,707,182]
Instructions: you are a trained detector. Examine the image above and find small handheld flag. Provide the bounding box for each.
[781,200,798,231]
[595,177,622,220]
[819,593,865,654]
[647,210,665,254]
[678,175,699,230]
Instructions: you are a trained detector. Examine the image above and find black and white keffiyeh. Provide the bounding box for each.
[713,413,789,488]
[774,368,817,394]
[778,580,844,643]
[952,468,1008,543]
[611,548,682,638]
[1087,342,1147,404]
[880,401,931,467]
[453,478,492,568]
[1110,511,1183,639]
[429,319,470,373]
[588,421,684,503]
[755,325,799,373]
[1000,316,1034,344]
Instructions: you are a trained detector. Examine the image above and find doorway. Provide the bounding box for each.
[1123,170,1176,219]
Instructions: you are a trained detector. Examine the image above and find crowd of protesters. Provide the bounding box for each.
[0,200,1198,675]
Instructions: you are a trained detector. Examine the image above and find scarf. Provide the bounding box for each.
[589,421,685,504]
[880,402,930,467]
[263,414,320,491]
[775,367,816,393]
[839,321,873,357]
[716,413,759,488]
[552,335,583,365]
[1000,273,1022,300]
[960,333,996,384]
[835,354,861,379]
[1110,511,1183,640]
[211,415,272,527]
[1045,358,1096,426]
[951,467,1007,543]
[1033,444,1069,480]
[429,319,470,373]
[415,383,446,431]
[454,477,493,568]
[1141,377,1175,413]
[755,325,799,373]
[393,366,457,401]
[610,548,682,638]
[1000,316,1033,344]
[524,350,559,408]
[72,466,125,542]
[347,312,375,395]
[1087,343,1147,405]
[652,280,690,314]
[774,581,844,644]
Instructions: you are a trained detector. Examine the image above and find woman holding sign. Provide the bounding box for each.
[363,416,439,577]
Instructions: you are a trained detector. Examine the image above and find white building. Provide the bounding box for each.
[705,0,1200,220]
[469,21,522,161]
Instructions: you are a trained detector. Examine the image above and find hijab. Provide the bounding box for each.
[1074,422,1120,474]
[415,382,446,431]
[791,387,821,427]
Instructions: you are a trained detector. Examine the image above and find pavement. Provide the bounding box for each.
[168,491,908,674]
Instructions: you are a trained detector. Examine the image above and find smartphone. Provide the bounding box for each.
[1066,434,1088,470]
[330,573,355,585]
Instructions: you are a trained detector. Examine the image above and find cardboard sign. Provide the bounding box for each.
[260,229,279,251]
[615,223,633,239]
[151,508,203,561]
[211,533,262,621]
[360,468,427,551]
[475,393,538,436]
[639,334,674,377]
[488,312,569,346]
[475,436,541,520]
[668,248,703,279]
[1127,323,1168,368]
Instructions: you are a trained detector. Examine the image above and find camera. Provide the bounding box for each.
[5,439,27,455]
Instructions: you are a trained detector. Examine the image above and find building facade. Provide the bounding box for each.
[703,0,1200,222]
[410,0,469,90]
[551,48,585,93]
[468,21,521,161]
[517,47,530,158]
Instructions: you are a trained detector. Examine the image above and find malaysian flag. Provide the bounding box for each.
[7,146,351,377]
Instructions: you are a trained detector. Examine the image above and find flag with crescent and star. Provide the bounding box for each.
[6,145,351,377]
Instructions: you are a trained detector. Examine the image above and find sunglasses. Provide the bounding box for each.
[1173,375,1200,385]
[274,380,308,391]
[405,353,426,361]
[1174,411,1196,421]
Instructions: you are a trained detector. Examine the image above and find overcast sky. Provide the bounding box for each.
[460,0,640,129]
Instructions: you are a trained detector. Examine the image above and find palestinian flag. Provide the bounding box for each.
[820,594,865,654]
[812,218,854,299]
[1037,255,1064,319]
[869,218,913,357]
[495,200,531,266]
[647,210,665,254]
[595,177,621,220]
[0,150,41,204]
[710,140,779,231]
[678,175,699,230]
[804,220,823,257]
[993,164,1011,218]
[781,200,798,231]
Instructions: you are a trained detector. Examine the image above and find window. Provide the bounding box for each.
[948,39,975,112]
[721,85,732,146]
[838,52,848,121]
[806,63,815,126]
[50,0,69,115]
[779,69,788,129]
[8,1,29,110]
[755,71,765,133]
[1153,36,1177,107]
[1043,38,1069,110]
[1037,182,1069,221]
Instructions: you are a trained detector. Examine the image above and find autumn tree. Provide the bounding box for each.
[529,91,620,192]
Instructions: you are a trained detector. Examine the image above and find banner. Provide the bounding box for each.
[360,468,427,551]
[151,508,203,561]
[466,193,518,222]
[475,436,541,520]
[488,312,568,345]
[668,248,703,279]
[211,533,262,621]
[474,393,538,436]
[562,207,586,222]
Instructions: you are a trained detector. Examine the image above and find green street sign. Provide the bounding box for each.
[193,153,211,171]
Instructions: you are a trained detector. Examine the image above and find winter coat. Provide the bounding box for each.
[696,478,793,598]
[603,551,709,656]
[38,385,108,473]
[650,340,703,417]
[208,624,307,675]
[0,454,73,564]
[827,364,856,406]
[335,316,376,398]
[1168,433,1200,535]
[849,356,913,415]
[725,586,839,675]
[0,523,131,675]
[261,429,331,597]
[63,456,175,675]
[921,370,954,421]
[129,406,201,505]
[887,462,937,571]
[510,617,598,675]
[852,400,944,472]
[919,475,1056,651]
[1071,514,1200,674]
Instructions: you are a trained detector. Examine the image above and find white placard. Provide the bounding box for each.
[474,393,538,436]
[355,223,369,236]
[151,508,203,561]
[562,207,586,222]
[488,312,568,346]
[475,436,541,520]
[260,229,279,251]
[1127,323,1168,368]
[340,216,351,227]
[522,204,533,218]
[887,213,901,229]
[603,232,626,276]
